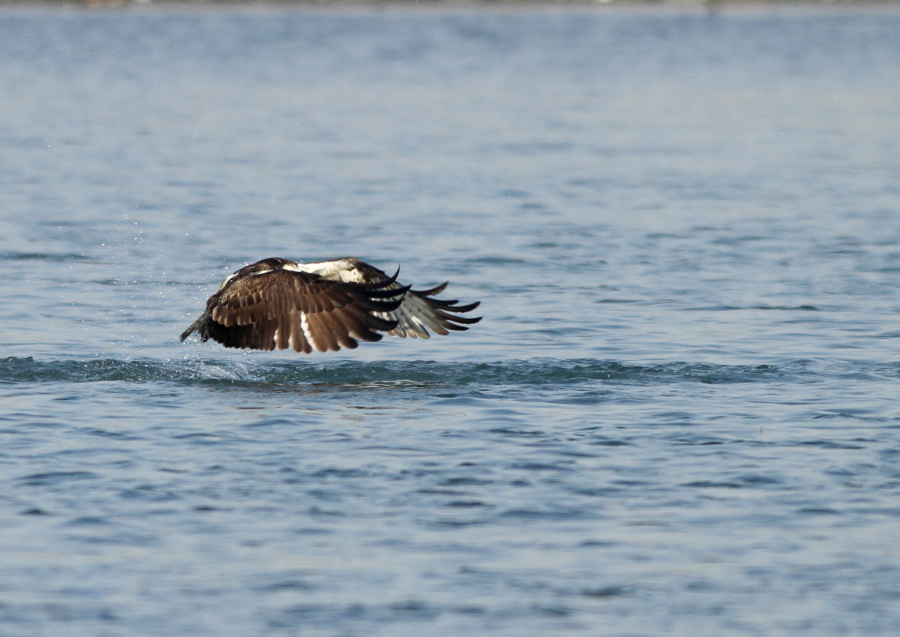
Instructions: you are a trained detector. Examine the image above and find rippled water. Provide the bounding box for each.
[2,5,900,636]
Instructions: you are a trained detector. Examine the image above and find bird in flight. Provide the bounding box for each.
[180,257,481,353]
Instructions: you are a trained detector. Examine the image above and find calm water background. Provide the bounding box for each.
[2,5,900,636]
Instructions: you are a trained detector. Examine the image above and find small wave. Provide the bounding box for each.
[0,251,95,263]
[0,356,792,388]
[0,357,246,384]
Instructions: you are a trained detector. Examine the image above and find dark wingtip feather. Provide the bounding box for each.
[445,314,482,325]
[449,300,480,313]
[369,265,401,289]
[366,284,411,299]
[416,282,449,297]
[364,296,405,314]
[180,315,206,342]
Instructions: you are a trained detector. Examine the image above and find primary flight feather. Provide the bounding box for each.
[180,257,481,353]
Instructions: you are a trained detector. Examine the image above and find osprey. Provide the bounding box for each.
[180,257,481,353]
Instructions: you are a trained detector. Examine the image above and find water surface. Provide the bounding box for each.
[2,6,900,636]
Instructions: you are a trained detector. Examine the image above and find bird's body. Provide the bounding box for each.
[180,257,481,353]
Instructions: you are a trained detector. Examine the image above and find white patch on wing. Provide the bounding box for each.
[298,258,369,283]
[300,312,314,349]
[288,322,296,351]
[279,261,313,273]
[218,272,239,290]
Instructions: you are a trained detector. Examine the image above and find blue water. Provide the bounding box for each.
[2,5,900,636]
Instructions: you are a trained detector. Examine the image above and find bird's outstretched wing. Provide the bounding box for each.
[180,268,404,353]
[302,258,482,339]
